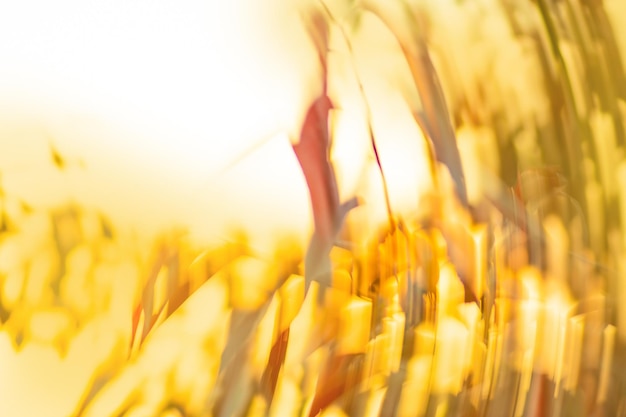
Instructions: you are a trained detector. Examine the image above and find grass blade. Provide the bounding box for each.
[363,0,468,208]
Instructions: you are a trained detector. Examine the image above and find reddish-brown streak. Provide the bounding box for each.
[292,94,337,246]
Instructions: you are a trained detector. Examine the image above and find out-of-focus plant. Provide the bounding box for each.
[1,1,626,416]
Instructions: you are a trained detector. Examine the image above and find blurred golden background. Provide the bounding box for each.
[1,0,626,416]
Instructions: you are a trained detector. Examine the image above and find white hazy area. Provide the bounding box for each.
[0,0,433,252]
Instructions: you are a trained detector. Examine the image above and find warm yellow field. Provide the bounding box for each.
[1,1,625,416]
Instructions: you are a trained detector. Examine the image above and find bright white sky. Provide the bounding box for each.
[0,0,320,246]
[0,0,433,250]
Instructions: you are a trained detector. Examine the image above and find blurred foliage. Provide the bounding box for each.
[1,0,626,416]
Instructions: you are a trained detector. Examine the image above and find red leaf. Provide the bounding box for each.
[260,328,290,402]
[293,94,339,294]
[308,354,363,416]
[295,9,361,297]
[293,94,338,246]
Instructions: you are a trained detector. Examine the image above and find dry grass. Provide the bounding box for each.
[1,0,626,416]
